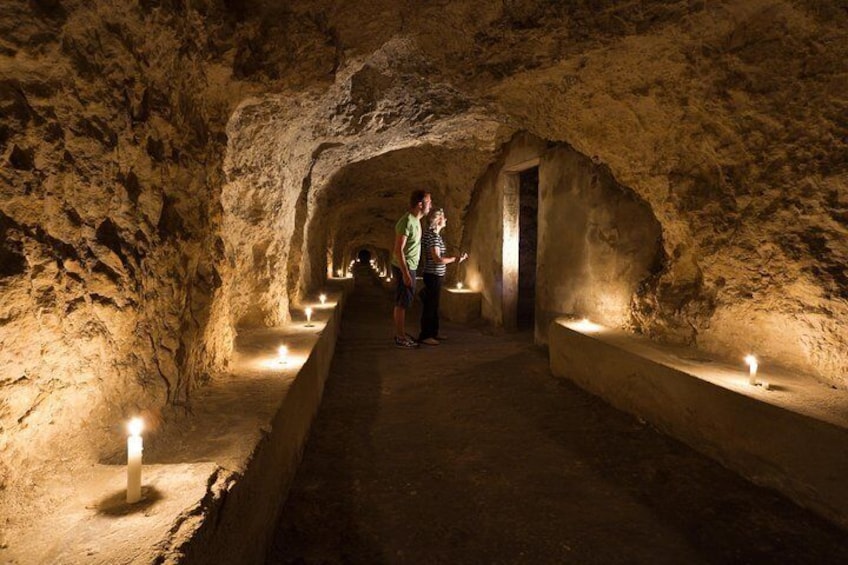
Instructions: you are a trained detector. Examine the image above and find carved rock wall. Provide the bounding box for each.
[0,0,238,491]
[1,0,847,516]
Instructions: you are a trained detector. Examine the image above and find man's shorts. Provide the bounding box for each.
[392,265,416,308]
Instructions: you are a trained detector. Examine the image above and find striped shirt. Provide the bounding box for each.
[421,229,447,276]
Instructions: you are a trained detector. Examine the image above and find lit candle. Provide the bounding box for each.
[456,282,463,290]
[305,306,313,326]
[278,345,289,365]
[745,355,758,385]
[761,380,771,391]
[319,293,327,305]
[126,417,143,504]
[336,269,343,277]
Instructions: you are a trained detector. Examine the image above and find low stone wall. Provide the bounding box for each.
[441,288,482,324]
[177,297,345,564]
[0,289,348,564]
[549,319,848,532]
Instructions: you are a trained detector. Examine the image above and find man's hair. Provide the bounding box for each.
[409,190,430,208]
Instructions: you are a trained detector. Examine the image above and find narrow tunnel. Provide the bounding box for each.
[2,1,848,563]
[517,166,539,331]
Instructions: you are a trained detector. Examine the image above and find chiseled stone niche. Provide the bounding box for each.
[462,134,664,342]
[536,145,664,341]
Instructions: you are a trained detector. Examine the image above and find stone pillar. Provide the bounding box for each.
[502,172,519,331]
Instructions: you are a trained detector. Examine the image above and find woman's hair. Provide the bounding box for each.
[429,208,445,229]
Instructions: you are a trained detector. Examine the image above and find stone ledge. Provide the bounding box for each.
[441,287,481,324]
[549,318,848,532]
[0,289,350,565]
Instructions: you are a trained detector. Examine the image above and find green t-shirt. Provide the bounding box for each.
[392,212,422,270]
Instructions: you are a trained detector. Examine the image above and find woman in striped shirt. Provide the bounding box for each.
[419,208,468,345]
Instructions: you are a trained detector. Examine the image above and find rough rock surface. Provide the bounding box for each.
[1,0,847,539]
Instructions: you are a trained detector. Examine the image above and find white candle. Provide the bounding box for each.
[336,269,343,277]
[305,307,313,326]
[278,345,288,365]
[319,293,327,305]
[126,417,143,504]
[745,355,758,385]
[456,282,463,290]
[761,380,771,391]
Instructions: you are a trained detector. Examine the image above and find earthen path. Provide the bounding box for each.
[268,269,848,564]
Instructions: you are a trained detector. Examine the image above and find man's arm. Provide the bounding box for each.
[394,233,412,286]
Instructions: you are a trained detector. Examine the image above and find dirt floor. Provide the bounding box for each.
[267,268,848,564]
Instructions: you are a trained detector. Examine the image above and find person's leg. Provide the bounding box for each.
[392,266,406,338]
[392,266,417,346]
[420,274,437,340]
[394,305,406,338]
[433,274,443,339]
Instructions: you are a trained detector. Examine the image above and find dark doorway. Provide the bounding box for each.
[357,249,371,263]
[518,167,538,331]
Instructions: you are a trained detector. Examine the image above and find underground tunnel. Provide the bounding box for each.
[1,0,848,562]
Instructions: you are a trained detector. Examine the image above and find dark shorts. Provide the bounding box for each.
[392,265,416,308]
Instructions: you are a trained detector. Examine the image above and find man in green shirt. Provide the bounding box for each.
[392,189,432,348]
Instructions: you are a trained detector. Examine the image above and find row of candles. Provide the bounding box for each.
[341,257,472,290]
[123,350,769,505]
[124,311,767,504]
[124,292,332,504]
[344,258,469,290]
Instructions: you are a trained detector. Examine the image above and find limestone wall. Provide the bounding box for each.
[0,0,239,493]
[536,146,664,343]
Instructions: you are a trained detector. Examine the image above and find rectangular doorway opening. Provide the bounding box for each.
[518,166,538,331]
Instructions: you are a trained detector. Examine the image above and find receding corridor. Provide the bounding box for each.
[267,268,848,564]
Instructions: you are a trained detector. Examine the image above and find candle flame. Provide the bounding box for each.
[278,345,288,361]
[305,307,313,321]
[319,293,327,304]
[127,417,144,436]
[456,282,464,290]
[744,354,758,367]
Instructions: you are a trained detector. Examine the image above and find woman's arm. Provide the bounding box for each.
[431,245,467,265]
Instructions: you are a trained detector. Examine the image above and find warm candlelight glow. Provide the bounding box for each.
[336,269,343,277]
[570,318,604,333]
[305,306,313,326]
[278,345,289,365]
[319,293,327,305]
[126,417,144,504]
[456,281,463,290]
[745,354,759,385]
[127,417,144,436]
